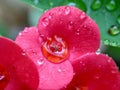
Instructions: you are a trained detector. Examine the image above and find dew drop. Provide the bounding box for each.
[111,70,117,74]
[68,21,74,30]
[64,6,71,15]
[80,12,86,20]
[108,25,120,36]
[23,29,28,33]
[75,29,80,35]
[82,63,85,66]
[110,42,117,47]
[94,74,100,79]
[19,32,22,36]
[98,65,102,68]
[49,2,53,7]
[96,49,101,55]
[37,58,44,65]
[103,40,110,45]
[80,61,83,64]
[67,2,76,6]
[0,64,10,89]
[117,15,120,24]
[58,8,63,15]
[91,0,102,10]
[34,0,38,4]
[42,17,49,27]
[106,0,117,11]
[108,59,111,63]
[22,52,26,56]
[57,69,62,72]
[0,75,5,80]
[41,36,68,63]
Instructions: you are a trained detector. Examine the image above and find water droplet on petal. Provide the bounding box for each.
[37,58,44,65]
[64,6,71,15]
[23,29,28,33]
[108,59,111,63]
[75,29,80,35]
[57,69,62,72]
[68,21,74,30]
[111,70,117,74]
[80,12,86,20]
[91,0,102,10]
[0,64,10,89]
[96,49,101,55]
[108,25,120,36]
[98,65,102,68]
[42,17,49,27]
[19,32,22,36]
[41,36,68,63]
[22,52,26,56]
[117,15,120,24]
[106,0,117,11]
[58,8,63,15]
[94,74,100,79]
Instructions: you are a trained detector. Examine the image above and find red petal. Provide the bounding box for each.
[66,53,119,89]
[0,36,39,90]
[16,26,74,89]
[38,6,100,62]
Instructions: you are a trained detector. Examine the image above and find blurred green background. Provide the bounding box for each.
[0,0,120,68]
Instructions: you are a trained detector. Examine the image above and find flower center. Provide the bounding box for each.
[0,64,10,89]
[41,35,68,63]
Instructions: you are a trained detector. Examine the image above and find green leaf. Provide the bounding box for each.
[21,0,120,47]
[83,0,120,47]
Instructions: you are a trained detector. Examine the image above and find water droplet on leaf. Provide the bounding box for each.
[42,17,49,27]
[49,2,53,7]
[34,0,39,4]
[91,0,102,10]
[117,15,120,24]
[106,0,117,11]
[103,40,110,45]
[67,2,76,6]
[108,25,120,36]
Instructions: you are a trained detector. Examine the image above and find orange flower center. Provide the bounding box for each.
[41,35,68,63]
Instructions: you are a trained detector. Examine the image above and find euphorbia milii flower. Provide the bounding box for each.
[16,6,100,90]
[0,36,39,90]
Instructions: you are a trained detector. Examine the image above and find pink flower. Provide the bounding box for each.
[0,36,39,90]
[15,6,120,90]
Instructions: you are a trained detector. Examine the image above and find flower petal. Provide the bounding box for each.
[66,53,119,89]
[38,6,100,62]
[0,36,39,90]
[16,26,74,89]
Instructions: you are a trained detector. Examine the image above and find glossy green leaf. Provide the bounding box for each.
[21,0,120,47]
[83,0,120,47]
